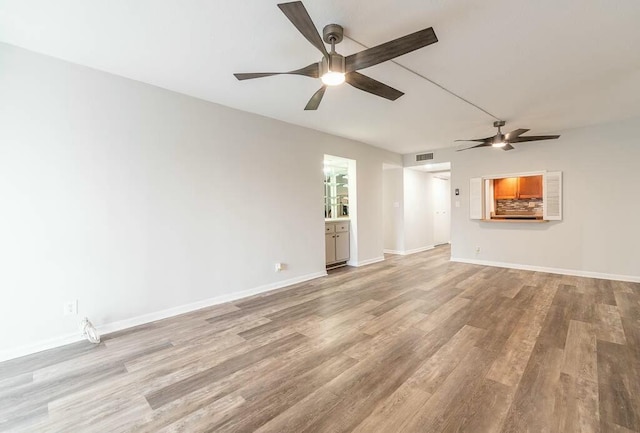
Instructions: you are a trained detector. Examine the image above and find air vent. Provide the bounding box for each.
[416,153,434,161]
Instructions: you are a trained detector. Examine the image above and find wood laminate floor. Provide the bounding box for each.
[2,245,640,432]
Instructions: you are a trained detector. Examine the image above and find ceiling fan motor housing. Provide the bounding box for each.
[321,53,345,75]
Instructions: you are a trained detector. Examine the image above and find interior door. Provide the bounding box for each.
[433,177,451,245]
[434,210,450,245]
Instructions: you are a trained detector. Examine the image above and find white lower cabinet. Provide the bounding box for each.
[325,220,350,267]
[334,231,349,261]
[325,233,336,263]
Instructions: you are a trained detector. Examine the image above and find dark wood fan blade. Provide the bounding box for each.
[504,128,529,140]
[304,86,326,110]
[510,135,560,143]
[456,142,491,151]
[234,72,280,81]
[234,62,320,81]
[454,138,492,143]
[345,72,404,101]
[345,27,437,72]
[502,143,515,151]
[278,2,328,57]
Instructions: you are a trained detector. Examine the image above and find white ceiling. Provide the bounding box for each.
[1,0,639,154]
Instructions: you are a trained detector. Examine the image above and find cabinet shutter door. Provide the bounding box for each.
[469,177,483,220]
[543,171,562,220]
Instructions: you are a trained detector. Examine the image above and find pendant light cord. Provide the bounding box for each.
[344,35,503,122]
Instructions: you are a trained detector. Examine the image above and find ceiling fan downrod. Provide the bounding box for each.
[321,24,345,85]
[322,24,344,48]
[492,120,506,146]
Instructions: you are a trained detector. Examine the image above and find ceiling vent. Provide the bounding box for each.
[416,153,434,161]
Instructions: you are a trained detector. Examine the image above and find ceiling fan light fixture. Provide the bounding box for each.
[491,133,506,147]
[321,71,345,86]
[320,53,345,86]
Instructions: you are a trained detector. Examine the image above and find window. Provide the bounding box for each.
[469,171,562,222]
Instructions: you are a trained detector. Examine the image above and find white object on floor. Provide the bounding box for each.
[79,317,101,344]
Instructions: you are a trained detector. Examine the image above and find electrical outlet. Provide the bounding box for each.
[275,263,283,272]
[63,300,78,316]
[475,246,481,254]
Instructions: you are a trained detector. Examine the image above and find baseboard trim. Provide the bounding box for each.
[349,256,385,267]
[0,271,327,363]
[384,245,435,256]
[0,332,89,364]
[450,257,640,283]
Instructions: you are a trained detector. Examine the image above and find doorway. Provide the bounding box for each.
[404,162,451,248]
[382,162,451,255]
[433,172,451,246]
[324,154,357,268]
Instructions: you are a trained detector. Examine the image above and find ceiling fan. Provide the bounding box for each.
[233,1,438,110]
[456,121,560,151]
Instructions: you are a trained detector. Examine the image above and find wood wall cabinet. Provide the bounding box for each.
[325,221,350,268]
[494,175,543,200]
[517,175,543,199]
[494,177,518,199]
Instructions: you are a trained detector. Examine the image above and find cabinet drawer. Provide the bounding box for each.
[335,222,349,233]
[325,224,335,234]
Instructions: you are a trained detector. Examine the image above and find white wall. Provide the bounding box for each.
[382,168,404,253]
[403,169,435,253]
[383,168,438,255]
[404,117,640,281]
[0,43,401,360]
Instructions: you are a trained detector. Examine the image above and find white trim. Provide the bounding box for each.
[384,245,435,256]
[469,177,483,220]
[349,256,385,267]
[481,170,547,180]
[0,271,327,363]
[484,178,493,220]
[0,332,86,364]
[383,249,403,255]
[405,245,435,255]
[450,257,640,283]
[543,171,562,221]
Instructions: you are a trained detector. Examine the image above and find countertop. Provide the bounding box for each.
[481,218,548,223]
[491,212,542,219]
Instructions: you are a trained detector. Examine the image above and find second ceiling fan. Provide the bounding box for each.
[234,1,438,110]
[456,121,560,151]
